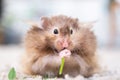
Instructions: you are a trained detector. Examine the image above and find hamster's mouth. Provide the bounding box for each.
[54,48,71,57]
[54,48,68,53]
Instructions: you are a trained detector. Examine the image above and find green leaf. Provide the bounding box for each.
[59,57,65,75]
[8,67,16,80]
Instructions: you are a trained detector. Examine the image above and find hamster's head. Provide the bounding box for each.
[38,15,96,54]
[40,15,78,53]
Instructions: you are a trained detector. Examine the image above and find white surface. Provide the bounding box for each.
[0,46,120,80]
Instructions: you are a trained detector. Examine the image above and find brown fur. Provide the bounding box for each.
[21,15,99,78]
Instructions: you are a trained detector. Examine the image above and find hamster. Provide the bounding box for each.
[21,15,99,78]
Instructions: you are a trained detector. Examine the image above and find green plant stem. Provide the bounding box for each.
[59,57,65,75]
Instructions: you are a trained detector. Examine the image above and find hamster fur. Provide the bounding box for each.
[21,15,99,78]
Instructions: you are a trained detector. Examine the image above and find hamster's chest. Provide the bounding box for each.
[40,56,80,77]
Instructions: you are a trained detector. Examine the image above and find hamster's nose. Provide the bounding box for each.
[62,39,69,48]
[57,38,70,49]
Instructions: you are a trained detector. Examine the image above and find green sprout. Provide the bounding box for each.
[59,57,65,75]
[8,67,16,80]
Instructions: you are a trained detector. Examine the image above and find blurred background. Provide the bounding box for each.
[0,0,120,48]
[0,0,120,69]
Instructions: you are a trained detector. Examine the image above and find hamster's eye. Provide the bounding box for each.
[53,29,59,34]
[70,29,73,34]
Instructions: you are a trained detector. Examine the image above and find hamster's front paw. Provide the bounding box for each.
[59,49,71,58]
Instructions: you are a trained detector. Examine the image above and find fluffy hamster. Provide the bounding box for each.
[21,15,99,78]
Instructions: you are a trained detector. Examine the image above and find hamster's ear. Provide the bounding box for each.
[41,17,51,29]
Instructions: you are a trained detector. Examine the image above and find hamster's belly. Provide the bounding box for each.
[38,58,80,77]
